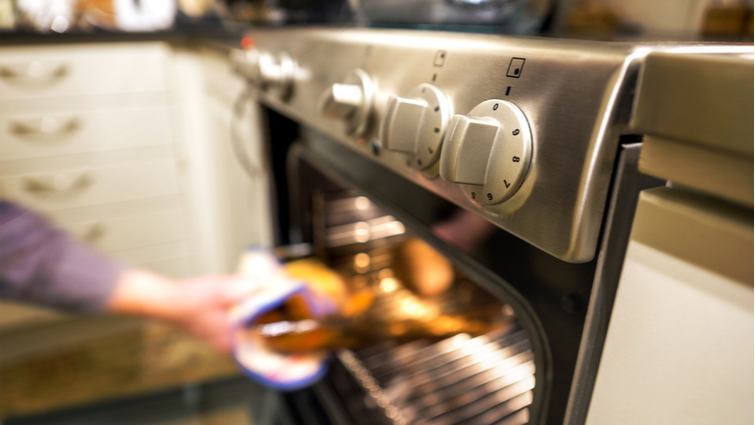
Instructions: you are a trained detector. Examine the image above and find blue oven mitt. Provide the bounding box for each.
[229,250,332,391]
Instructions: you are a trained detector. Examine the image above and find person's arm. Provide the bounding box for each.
[0,201,121,312]
[107,270,244,352]
[0,201,243,352]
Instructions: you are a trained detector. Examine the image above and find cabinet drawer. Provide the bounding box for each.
[0,160,183,212]
[145,257,194,278]
[114,242,192,273]
[56,209,190,254]
[0,104,173,161]
[0,43,169,100]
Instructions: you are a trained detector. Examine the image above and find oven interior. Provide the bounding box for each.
[310,191,537,425]
[280,150,563,423]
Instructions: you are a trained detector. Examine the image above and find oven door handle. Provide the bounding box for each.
[230,88,267,178]
[270,243,313,261]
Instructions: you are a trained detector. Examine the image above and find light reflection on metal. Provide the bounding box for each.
[327,215,406,247]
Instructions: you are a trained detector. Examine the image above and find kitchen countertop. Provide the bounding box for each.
[0,24,243,47]
[0,317,240,420]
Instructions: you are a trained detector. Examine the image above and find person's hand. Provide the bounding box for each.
[106,252,334,390]
[106,270,246,353]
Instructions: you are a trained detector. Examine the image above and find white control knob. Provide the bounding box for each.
[319,69,375,136]
[230,48,295,96]
[230,48,259,78]
[258,51,295,86]
[381,84,452,170]
[439,99,532,205]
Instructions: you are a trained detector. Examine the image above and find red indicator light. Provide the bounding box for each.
[241,35,255,50]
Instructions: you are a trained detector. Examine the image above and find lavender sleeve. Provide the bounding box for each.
[0,201,123,313]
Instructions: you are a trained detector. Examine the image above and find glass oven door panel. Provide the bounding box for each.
[285,130,597,425]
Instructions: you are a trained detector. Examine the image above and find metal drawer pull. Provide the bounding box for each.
[0,61,69,86]
[10,116,81,139]
[23,173,92,196]
[81,222,106,243]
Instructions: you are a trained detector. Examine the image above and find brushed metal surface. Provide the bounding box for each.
[236,28,749,262]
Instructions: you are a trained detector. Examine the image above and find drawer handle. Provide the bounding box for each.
[10,116,81,139]
[81,222,106,244]
[0,61,69,86]
[23,173,92,197]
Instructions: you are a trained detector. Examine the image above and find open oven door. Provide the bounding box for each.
[259,115,608,425]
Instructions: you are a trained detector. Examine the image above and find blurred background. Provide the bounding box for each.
[0,0,751,39]
[0,1,751,425]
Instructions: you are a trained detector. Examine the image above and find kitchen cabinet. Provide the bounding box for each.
[0,40,272,331]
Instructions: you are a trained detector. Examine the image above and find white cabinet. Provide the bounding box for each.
[0,41,271,331]
[0,103,173,161]
[1,159,184,211]
[586,188,753,425]
[169,45,273,275]
[0,43,170,101]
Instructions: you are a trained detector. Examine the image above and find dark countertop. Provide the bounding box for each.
[0,24,244,47]
[0,318,240,419]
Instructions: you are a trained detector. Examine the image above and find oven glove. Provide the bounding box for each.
[230,249,332,391]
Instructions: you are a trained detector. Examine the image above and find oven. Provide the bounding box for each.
[231,29,748,425]
[253,113,643,425]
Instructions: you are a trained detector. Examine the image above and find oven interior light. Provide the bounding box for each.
[354,252,371,272]
[355,196,371,210]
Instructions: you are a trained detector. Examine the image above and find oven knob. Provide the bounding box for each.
[381,83,452,170]
[319,69,375,136]
[439,99,532,205]
[230,48,295,97]
[259,51,295,88]
[230,48,258,78]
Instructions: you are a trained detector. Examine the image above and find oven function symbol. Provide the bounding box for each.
[433,50,447,67]
[319,69,375,136]
[506,57,526,78]
[439,99,532,205]
[380,83,452,171]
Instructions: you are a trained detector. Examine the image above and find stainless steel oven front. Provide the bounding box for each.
[232,28,748,425]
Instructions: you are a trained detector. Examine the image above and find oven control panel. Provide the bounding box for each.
[231,29,747,263]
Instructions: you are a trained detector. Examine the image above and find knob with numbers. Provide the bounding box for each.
[439,99,532,205]
[381,83,453,171]
[319,69,375,136]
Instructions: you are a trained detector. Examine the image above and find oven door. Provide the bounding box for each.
[261,111,605,425]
